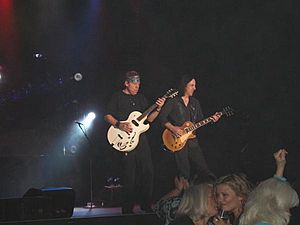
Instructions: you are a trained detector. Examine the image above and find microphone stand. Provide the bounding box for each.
[76,122,96,209]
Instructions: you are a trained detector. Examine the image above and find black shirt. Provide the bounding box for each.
[159,96,204,127]
[105,91,148,121]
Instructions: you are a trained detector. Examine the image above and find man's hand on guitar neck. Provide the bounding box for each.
[155,97,166,110]
[147,97,166,123]
[210,112,222,123]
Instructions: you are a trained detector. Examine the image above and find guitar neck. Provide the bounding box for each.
[135,89,179,121]
[137,103,157,121]
[185,112,223,133]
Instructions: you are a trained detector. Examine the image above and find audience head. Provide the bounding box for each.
[176,183,218,223]
[240,177,299,225]
[214,173,253,218]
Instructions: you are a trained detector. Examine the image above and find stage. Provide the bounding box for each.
[0,207,163,225]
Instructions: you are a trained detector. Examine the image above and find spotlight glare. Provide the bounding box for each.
[0,65,4,82]
[74,73,83,81]
[87,112,96,120]
[34,53,43,58]
[82,112,96,128]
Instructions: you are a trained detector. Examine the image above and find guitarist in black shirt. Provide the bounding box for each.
[104,70,165,213]
[159,75,221,181]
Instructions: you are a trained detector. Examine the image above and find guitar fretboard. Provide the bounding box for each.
[137,104,157,121]
[136,90,178,121]
[184,112,224,133]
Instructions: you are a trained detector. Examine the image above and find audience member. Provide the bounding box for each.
[214,173,253,225]
[239,149,299,225]
[171,183,219,225]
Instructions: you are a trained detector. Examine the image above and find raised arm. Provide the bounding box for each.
[273,148,288,178]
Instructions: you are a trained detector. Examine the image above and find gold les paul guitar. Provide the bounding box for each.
[162,106,234,152]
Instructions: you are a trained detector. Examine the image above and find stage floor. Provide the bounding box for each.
[72,205,152,218]
[0,206,162,225]
[72,206,121,218]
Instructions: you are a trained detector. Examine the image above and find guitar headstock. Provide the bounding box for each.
[163,88,179,99]
[221,106,234,117]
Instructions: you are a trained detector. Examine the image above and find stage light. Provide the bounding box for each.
[82,112,96,128]
[0,65,5,83]
[33,53,43,58]
[74,112,96,130]
[87,112,96,120]
[73,73,83,81]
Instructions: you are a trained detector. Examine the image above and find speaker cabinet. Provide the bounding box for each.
[23,187,75,219]
[0,187,75,221]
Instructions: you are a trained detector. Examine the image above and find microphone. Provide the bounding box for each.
[75,121,84,125]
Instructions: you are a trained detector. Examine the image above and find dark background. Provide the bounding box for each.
[0,0,299,218]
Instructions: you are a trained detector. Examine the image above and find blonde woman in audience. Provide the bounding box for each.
[214,173,253,225]
[154,174,217,225]
[171,183,227,225]
[239,149,299,225]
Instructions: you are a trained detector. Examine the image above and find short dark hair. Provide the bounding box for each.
[178,74,195,96]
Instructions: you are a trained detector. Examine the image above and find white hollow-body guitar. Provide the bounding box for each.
[107,89,178,152]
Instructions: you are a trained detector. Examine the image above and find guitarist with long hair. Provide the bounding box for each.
[104,70,165,214]
[159,75,221,182]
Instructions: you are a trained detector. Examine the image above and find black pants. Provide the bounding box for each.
[120,135,154,211]
[174,139,214,181]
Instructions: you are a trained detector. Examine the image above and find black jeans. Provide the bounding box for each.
[120,135,154,211]
[174,139,214,181]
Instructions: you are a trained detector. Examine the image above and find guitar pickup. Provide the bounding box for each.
[131,120,139,127]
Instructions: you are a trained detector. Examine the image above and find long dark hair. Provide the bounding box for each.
[178,74,195,96]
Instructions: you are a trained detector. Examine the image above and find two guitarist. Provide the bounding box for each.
[159,75,221,181]
[104,71,165,214]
